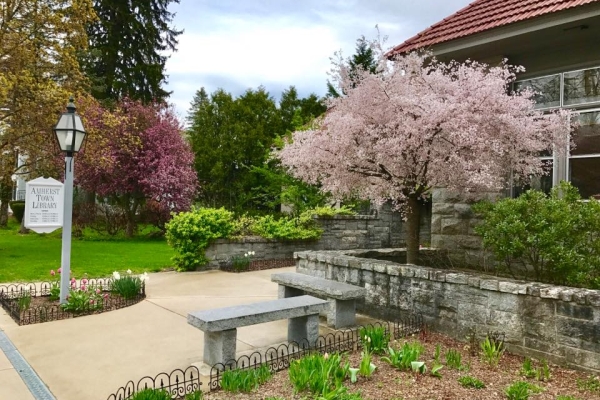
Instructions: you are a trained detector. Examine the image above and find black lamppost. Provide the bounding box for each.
[53,97,86,303]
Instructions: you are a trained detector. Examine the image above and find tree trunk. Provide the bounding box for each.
[0,178,11,227]
[18,215,29,234]
[406,194,421,265]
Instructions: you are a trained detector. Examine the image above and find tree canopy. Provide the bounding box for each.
[278,50,573,263]
[0,0,96,225]
[84,0,182,103]
[186,86,326,213]
[77,98,197,236]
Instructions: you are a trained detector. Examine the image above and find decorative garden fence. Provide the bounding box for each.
[0,279,145,325]
[106,366,202,400]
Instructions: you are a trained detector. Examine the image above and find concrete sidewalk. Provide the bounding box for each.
[0,266,342,400]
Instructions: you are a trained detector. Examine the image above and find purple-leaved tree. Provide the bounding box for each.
[277,50,572,264]
[77,99,198,236]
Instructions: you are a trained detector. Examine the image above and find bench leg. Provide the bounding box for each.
[203,329,237,367]
[327,299,356,329]
[288,314,319,346]
[278,284,304,299]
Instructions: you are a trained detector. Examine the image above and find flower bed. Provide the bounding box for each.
[0,270,147,326]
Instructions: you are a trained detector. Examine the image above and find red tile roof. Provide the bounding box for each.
[390,0,600,55]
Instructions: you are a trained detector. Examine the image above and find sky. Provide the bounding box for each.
[164,0,474,119]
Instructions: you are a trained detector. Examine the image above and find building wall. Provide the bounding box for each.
[295,249,600,374]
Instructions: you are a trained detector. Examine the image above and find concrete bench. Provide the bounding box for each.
[187,295,329,366]
[271,272,366,329]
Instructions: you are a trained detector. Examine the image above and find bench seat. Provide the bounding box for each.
[188,295,329,366]
[271,272,366,329]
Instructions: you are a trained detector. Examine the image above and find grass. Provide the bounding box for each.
[0,218,174,282]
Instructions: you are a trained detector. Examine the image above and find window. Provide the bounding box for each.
[514,74,561,110]
[568,110,600,198]
[564,67,600,107]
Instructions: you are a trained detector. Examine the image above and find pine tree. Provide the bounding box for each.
[84,0,182,103]
[327,35,378,98]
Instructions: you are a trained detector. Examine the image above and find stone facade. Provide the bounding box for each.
[204,204,431,268]
[295,249,600,373]
[430,188,501,268]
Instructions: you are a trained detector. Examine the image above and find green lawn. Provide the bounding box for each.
[0,219,175,283]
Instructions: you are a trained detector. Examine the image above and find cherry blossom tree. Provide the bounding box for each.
[277,50,572,264]
[77,99,198,236]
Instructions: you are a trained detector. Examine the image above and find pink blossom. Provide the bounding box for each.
[89,299,95,304]
[96,289,101,294]
[50,270,55,276]
[57,268,62,274]
[103,293,109,299]
[70,277,76,283]
[81,284,86,292]
[81,278,88,284]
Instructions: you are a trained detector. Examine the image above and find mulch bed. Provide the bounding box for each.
[204,332,600,400]
[220,258,296,273]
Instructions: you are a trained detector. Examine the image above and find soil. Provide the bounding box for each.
[204,332,600,400]
[221,259,296,273]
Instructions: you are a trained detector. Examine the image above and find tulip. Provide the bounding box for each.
[50,270,55,276]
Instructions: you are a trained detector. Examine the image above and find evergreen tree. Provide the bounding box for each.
[84,0,182,103]
[327,35,378,98]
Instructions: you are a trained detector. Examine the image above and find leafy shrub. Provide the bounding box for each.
[288,352,348,395]
[521,358,551,381]
[250,214,321,240]
[474,182,600,288]
[458,376,485,389]
[359,326,390,355]
[303,205,356,218]
[61,286,104,313]
[166,207,235,271]
[17,290,32,312]
[129,388,171,400]
[381,341,424,370]
[9,201,25,223]
[184,391,203,400]
[220,364,271,393]
[505,381,543,400]
[358,351,376,379]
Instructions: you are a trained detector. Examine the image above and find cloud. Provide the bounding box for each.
[165,0,473,116]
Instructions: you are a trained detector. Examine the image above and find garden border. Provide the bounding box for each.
[0,279,146,326]
[208,314,423,391]
[106,366,202,400]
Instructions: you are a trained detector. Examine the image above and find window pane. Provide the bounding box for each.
[572,111,600,156]
[564,67,600,106]
[569,157,600,198]
[514,75,561,109]
[512,160,553,197]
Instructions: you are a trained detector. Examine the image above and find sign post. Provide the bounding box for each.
[24,177,64,234]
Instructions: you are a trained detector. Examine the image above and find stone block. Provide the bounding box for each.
[365,282,389,307]
[414,268,430,280]
[327,299,357,328]
[387,265,401,276]
[468,276,481,288]
[441,218,469,235]
[587,292,600,307]
[203,329,237,366]
[480,279,499,291]
[445,273,469,285]
[430,271,446,282]
[556,319,600,344]
[560,346,600,371]
[556,302,594,320]
[362,270,375,284]
[432,203,455,216]
[431,215,442,234]
[540,287,564,300]
[487,292,519,313]
[289,314,320,346]
[458,302,488,324]
[399,266,416,278]
[498,281,528,295]
[454,204,473,218]
[372,263,388,274]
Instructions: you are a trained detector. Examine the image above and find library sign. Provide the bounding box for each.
[24,177,64,234]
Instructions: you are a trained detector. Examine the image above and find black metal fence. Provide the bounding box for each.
[209,314,423,391]
[106,366,202,400]
[0,279,145,326]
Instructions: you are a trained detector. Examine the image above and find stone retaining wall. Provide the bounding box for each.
[295,249,600,373]
[204,205,431,268]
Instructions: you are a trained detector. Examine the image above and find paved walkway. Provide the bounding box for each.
[0,267,366,400]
